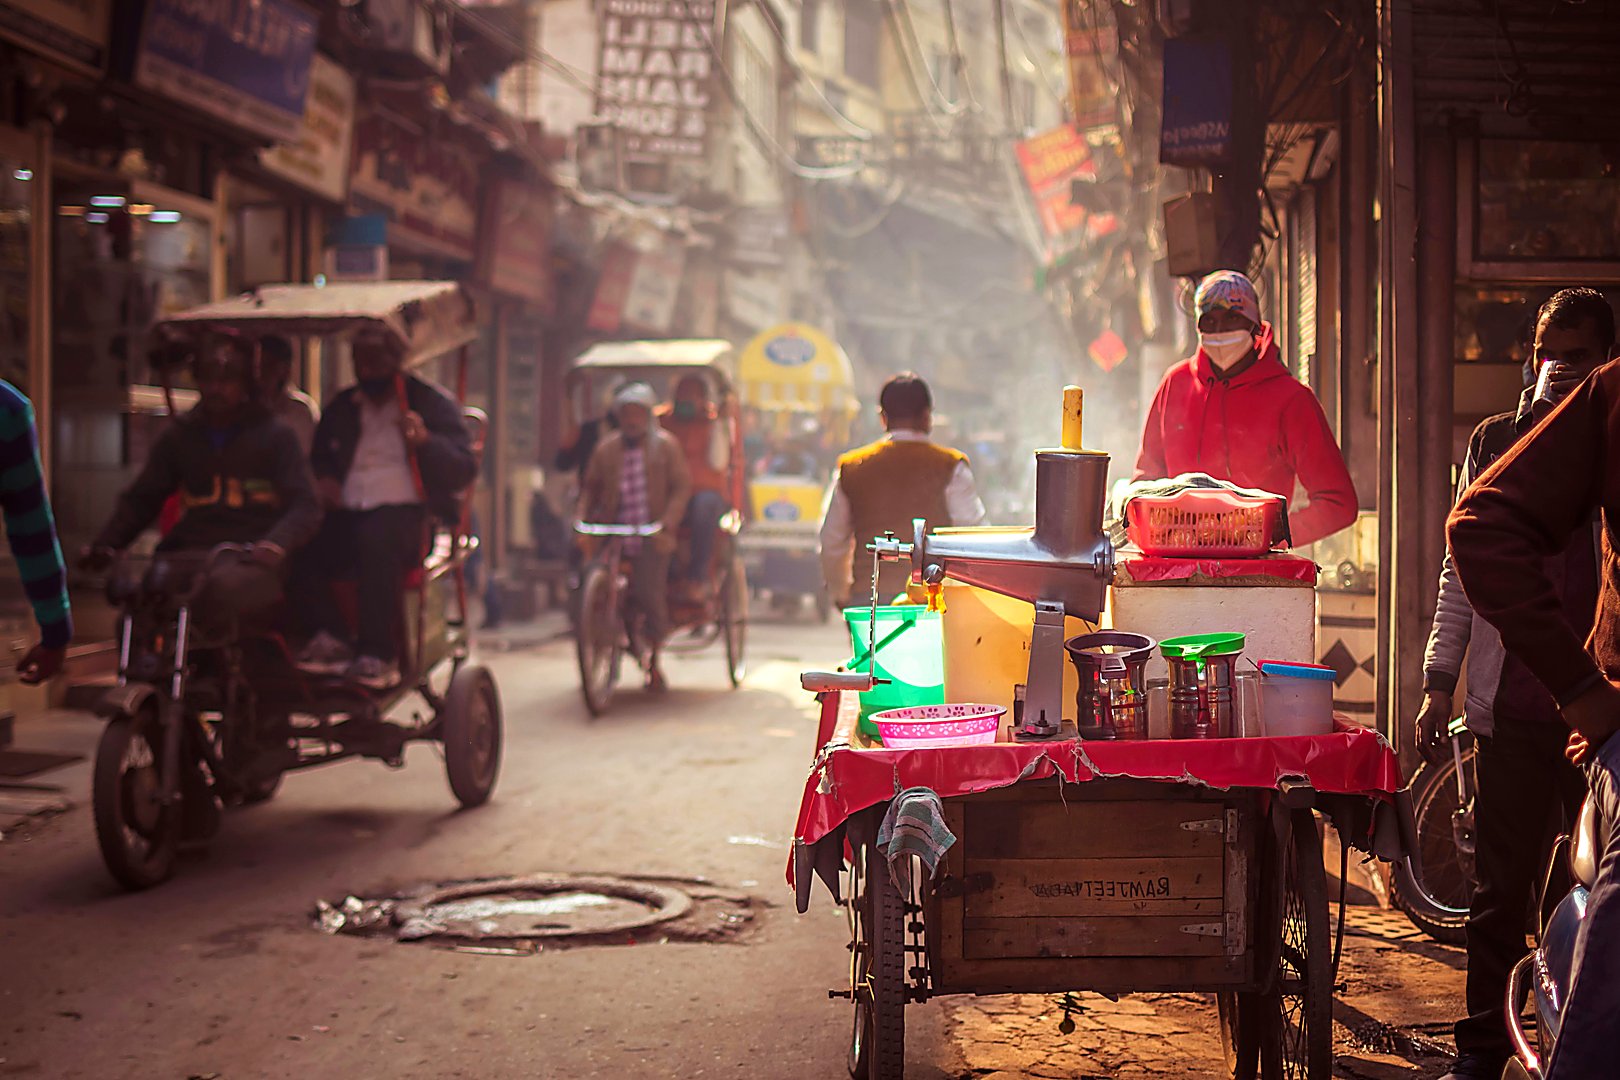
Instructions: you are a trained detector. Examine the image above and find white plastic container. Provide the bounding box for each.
[1258,661,1336,737]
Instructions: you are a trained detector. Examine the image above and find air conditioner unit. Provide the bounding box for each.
[368,0,451,75]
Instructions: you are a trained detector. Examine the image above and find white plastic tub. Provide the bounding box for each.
[1259,661,1335,737]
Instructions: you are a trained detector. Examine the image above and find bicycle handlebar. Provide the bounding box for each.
[574,522,664,538]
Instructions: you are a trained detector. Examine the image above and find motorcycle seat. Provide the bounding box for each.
[1569,795,1608,890]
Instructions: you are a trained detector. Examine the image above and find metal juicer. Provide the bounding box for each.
[873,387,1115,739]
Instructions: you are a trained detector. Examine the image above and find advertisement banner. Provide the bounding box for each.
[594,0,718,165]
[1160,37,1233,167]
[1061,0,1117,130]
[134,0,318,143]
[586,244,637,333]
[478,174,554,310]
[260,53,355,202]
[0,0,112,70]
[349,107,483,262]
[622,240,685,333]
[1015,125,1094,243]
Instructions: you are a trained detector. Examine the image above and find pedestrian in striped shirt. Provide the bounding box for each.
[0,380,71,683]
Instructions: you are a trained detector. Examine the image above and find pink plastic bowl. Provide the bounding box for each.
[872,704,1006,749]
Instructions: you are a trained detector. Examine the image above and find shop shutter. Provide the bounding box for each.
[1294,187,1317,388]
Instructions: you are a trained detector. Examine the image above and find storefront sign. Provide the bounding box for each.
[349,107,483,262]
[1160,37,1233,167]
[1061,0,1117,130]
[260,53,355,202]
[0,0,112,70]
[478,174,554,310]
[622,239,685,333]
[594,0,718,165]
[1015,125,1094,244]
[726,207,788,268]
[134,0,318,143]
[586,244,637,333]
[723,269,782,331]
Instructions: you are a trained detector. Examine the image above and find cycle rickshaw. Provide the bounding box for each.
[566,340,748,716]
[91,281,503,891]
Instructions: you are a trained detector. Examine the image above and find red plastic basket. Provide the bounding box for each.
[1125,489,1283,557]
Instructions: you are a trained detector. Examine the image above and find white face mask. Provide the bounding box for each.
[1199,330,1254,370]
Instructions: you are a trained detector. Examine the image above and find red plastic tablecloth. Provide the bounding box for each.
[1118,552,1319,585]
[792,693,1403,850]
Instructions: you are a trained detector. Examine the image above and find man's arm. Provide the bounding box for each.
[262,425,323,554]
[818,471,854,601]
[1423,439,1482,693]
[1282,391,1359,545]
[946,460,987,526]
[1449,373,1610,709]
[412,383,479,493]
[0,397,70,650]
[95,427,182,551]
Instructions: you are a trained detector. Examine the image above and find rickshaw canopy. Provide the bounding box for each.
[738,323,857,413]
[155,281,478,367]
[570,339,737,391]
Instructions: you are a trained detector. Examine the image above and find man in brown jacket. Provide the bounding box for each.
[581,382,692,690]
[1449,350,1620,1080]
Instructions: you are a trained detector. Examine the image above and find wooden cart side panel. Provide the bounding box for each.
[964,915,1226,959]
[963,856,1225,919]
[936,799,967,991]
[965,801,1227,860]
[935,955,1251,996]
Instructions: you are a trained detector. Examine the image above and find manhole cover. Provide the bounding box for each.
[314,874,759,950]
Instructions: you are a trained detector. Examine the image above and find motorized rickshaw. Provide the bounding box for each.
[90,281,502,891]
[566,340,748,716]
[734,323,858,622]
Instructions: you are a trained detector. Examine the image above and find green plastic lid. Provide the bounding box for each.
[1159,632,1247,660]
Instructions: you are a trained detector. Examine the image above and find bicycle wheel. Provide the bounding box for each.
[575,562,622,717]
[1391,753,1474,945]
[1261,810,1332,1080]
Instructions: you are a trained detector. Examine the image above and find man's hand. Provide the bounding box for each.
[77,545,114,573]
[1562,679,1620,757]
[1415,691,1455,767]
[1568,730,1591,765]
[17,643,65,685]
[400,410,429,449]
[247,541,285,569]
[316,477,343,509]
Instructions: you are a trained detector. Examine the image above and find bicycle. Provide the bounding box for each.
[1390,715,1475,944]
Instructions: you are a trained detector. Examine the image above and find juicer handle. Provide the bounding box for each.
[801,671,882,693]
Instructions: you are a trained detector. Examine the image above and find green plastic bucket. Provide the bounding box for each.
[844,605,945,739]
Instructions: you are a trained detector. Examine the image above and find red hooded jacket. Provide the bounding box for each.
[1134,323,1358,546]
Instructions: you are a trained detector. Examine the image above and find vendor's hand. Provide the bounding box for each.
[1562,679,1620,752]
[652,527,678,555]
[247,541,285,569]
[17,643,65,685]
[316,477,343,509]
[77,545,114,573]
[400,410,429,449]
[1415,691,1454,767]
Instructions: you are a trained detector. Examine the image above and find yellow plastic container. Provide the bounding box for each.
[940,581,1094,716]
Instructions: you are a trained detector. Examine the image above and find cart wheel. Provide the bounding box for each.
[92,702,180,891]
[846,840,906,1080]
[443,664,502,808]
[722,555,747,688]
[1218,991,1262,1080]
[575,562,621,717]
[1261,809,1333,1080]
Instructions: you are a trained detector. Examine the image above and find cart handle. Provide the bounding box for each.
[801,671,879,693]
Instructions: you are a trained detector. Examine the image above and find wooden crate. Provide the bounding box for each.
[929,778,1262,996]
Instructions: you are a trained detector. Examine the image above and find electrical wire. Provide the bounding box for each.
[883,0,968,129]
[1007,2,1070,114]
[745,2,879,140]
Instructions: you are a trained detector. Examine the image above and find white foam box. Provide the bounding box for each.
[1104,555,1317,685]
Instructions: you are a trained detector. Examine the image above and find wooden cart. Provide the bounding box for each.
[793,696,1405,1080]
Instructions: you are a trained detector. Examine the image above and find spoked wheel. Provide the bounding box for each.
[443,664,502,808]
[1261,809,1333,1080]
[722,554,747,688]
[92,703,180,891]
[1218,990,1263,1080]
[846,840,906,1080]
[575,562,622,717]
[1390,753,1474,945]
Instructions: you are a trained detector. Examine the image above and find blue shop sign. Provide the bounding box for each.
[1159,37,1233,168]
[134,0,317,143]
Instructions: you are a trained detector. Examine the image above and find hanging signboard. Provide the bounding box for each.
[260,53,355,202]
[622,239,686,333]
[1061,0,1117,130]
[1160,37,1233,167]
[349,107,483,263]
[586,244,638,333]
[594,0,718,166]
[133,0,318,143]
[478,174,555,310]
[0,0,113,71]
[1012,124,1118,266]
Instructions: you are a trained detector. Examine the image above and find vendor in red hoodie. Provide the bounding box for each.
[1135,269,1358,546]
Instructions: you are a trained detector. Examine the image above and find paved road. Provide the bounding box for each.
[0,616,953,1080]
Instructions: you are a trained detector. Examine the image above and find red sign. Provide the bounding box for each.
[1014,124,1096,243]
[479,175,555,310]
[586,244,637,333]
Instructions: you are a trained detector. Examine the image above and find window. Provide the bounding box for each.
[844,0,881,88]
[1459,138,1620,279]
[800,0,820,54]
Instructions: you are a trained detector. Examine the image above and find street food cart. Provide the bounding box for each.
[734,323,859,621]
[789,389,1408,1079]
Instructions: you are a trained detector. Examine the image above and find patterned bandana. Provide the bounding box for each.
[1195,270,1261,327]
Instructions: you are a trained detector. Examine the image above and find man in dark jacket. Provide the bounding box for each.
[85,337,320,629]
[294,333,477,689]
[1420,288,1612,1080]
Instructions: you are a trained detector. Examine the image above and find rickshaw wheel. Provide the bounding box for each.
[443,665,502,808]
[92,702,180,891]
[847,840,905,1080]
[575,562,621,717]
[722,555,747,688]
[1261,809,1332,1080]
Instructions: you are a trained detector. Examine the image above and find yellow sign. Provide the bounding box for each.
[738,322,857,412]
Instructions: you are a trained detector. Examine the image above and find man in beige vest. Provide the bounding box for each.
[819,373,985,607]
[580,382,692,690]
